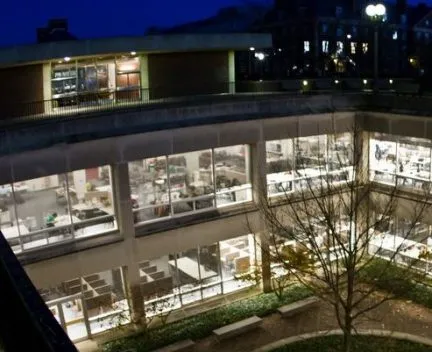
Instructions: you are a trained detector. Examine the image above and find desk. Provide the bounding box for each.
[370,233,428,261]
[55,215,81,227]
[169,257,217,281]
[296,168,324,178]
[1,224,29,240]
[139,269,154,282]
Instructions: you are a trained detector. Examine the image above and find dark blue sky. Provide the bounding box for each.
[0,0,429,47]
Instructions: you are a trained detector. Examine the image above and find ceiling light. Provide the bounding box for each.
[64,57,71,62]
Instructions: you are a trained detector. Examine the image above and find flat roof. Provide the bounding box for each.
[0,33,272,68]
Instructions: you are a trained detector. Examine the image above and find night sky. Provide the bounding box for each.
[0,0,429,47]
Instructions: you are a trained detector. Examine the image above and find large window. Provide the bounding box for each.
[369,214,432,273]
[168,150,214,215]
[51,55,141,109]
[140,234,256,315]
[0,166,117,253]
[266,139,294,196]
[397,137,431,190]
[129,146,251,225]
[266,133,353,196]
[370,134,432,191]
[370,134,397,185]
[39,267,128,342]
[214,145,251,206]
[219,234,256,294]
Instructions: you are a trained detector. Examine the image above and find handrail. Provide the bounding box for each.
[0,78,425,129]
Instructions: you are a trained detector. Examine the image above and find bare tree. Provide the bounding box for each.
[248,121,432,352]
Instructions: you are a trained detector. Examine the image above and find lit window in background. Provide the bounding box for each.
[322,40,329,53]
[350,42,357,54]
[362,43,369,54]
[304,41,310,53]
[336,41,344,54]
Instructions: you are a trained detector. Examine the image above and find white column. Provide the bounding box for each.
[42,63,52,113]
[250,142,272,292]
[111,163,145,324]
[228,51,236,94]
[140,54,149,102]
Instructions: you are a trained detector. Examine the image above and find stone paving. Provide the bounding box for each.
[76,296,432,352]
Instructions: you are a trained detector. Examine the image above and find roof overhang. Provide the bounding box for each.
[0,33,272,68]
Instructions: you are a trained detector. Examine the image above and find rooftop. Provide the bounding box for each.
[0,33,272,68]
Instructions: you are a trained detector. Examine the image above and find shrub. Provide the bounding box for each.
[360,258,432,309]
[270,335,432,352]
[103,285,312,352]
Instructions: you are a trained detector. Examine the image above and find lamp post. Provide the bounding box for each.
[365,3,386,88]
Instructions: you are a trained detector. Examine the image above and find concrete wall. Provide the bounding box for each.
[0,112,354,185]
[148,51,229,99]
[0,64,44,118]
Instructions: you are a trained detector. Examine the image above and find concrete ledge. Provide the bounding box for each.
[151,339,195,352]
[277,296,320,318]
[251,329,432,352]
[213,315,262,340]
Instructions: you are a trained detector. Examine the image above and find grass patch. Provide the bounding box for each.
[360,258,432,309]
[270,335,432,352]
[103,285,312,352]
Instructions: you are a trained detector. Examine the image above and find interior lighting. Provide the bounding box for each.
[363,79,368,84]
[335,80,339,84]
[389,79,393,84]
[130,51,137,55]
[303,80,308,86]
[249,47,255,51]
[255,52,265,61]
[64,57,71,62]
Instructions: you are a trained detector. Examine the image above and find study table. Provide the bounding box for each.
[169,257,217,281]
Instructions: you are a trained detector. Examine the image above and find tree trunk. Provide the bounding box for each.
[342,321,353,352]
[343,267,355,352]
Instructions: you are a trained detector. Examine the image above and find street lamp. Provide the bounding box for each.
[365,3,386,88]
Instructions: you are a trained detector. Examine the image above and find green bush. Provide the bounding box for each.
[360,258,432,309]
[270,335,432,352]
[103,285,312,352]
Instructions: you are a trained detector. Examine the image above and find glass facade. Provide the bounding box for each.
[51,56,141,108]
[17,129,432,342]
[129,146,252,225]
[369,214,432,273]
[370,133,432,191]
[140,234,257,316]
[266,133,353,196]
[0,166,117,253]
[39,267,129,342]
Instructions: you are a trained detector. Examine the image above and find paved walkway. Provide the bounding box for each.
[192,298,432,352]
[77,297,432,352]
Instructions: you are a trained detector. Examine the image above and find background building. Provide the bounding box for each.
[154,1,432,80]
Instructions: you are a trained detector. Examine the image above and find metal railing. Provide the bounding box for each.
[0,78,424,128]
